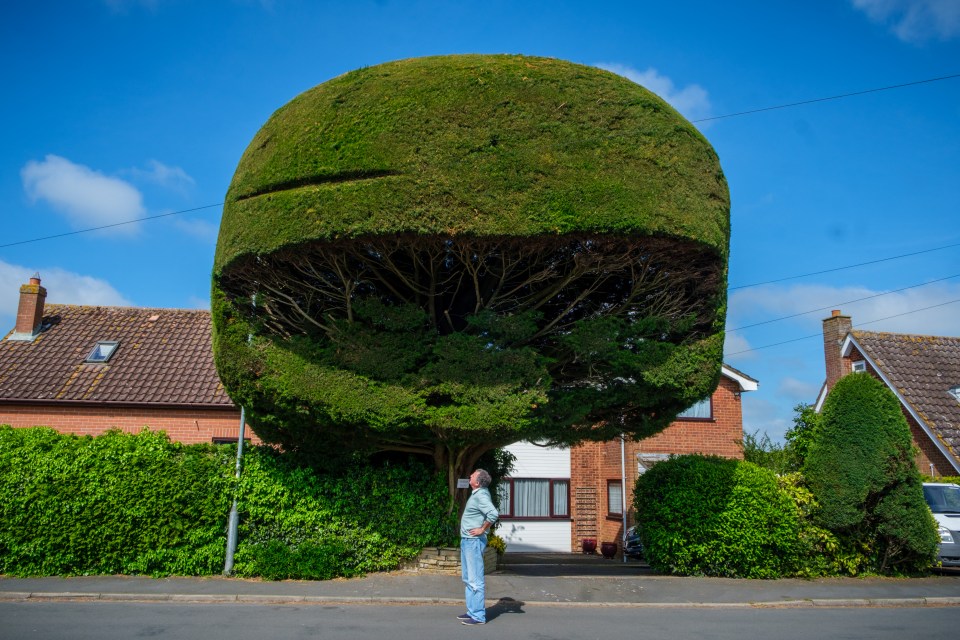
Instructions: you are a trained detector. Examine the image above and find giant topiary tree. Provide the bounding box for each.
[212,55,730,498]
[803,373,938,573]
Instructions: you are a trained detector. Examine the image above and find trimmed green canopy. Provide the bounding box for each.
[215,54,728,275]
[212,54,730,483]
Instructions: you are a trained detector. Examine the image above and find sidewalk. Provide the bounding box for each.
[2,554,958,609]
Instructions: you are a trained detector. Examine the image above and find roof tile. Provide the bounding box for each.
[852,330,960,458]
[0,305,234,407]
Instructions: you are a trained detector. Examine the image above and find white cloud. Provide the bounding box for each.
[128,159,195,195]
[594,63,712,122]
[729,281,960,338]
[723,331,756,359]
[742,397,793,442]
[777,376,820,402]
[187,295,210,311]
[21,155,145,234]
[852,0,960,42]
[0,261,132,323]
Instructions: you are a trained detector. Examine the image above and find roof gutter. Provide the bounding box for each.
[0,398,238,411]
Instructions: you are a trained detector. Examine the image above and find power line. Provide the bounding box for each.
[728,242,960,290]
[0,203,224,250]
[3,201,956,301]
[726,273,960,332]
[725,298,960,356]
[692,72,960,123]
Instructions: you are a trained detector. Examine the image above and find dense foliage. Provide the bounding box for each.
[740,404,821,475]
[784,403,820,470]
[740,430,793,475]
[633,455,802,578]
[232,447,457,580]
[212,54,731,493]
[803,374,938,573]
[0,427,455,579]
[0,427,233,576]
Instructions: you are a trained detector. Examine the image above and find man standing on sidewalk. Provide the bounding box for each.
[458,469,499,626]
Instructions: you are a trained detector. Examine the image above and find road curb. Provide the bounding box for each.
[2,592,958,608]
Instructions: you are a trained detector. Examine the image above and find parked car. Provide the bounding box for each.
[922,482,960,568]
[624,525,644,560]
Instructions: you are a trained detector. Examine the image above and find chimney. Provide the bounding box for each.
[11,273,47,341]
[822,309,852,392]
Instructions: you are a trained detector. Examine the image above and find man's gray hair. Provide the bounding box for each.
[474,469,492,488]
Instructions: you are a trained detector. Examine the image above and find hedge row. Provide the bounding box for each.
[633,455,803,578]
[0,426,456,578]
[634,453,937,578]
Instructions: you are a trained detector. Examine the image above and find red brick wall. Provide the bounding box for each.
[570,376,746,553]
[0,403,260,445]
[823,312,852,391]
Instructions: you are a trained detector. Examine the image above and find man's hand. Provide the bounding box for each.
[468,526,486,536]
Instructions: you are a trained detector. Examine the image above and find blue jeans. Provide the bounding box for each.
[460,535,487,622]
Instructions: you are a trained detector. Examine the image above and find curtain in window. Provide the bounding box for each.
[679,397,711,419]
[608,481,623,515]
[515,479,550,517]
[553,480,569,517]
[496,482,512,516]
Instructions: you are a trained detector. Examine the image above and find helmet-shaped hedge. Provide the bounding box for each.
[212,55,730,472]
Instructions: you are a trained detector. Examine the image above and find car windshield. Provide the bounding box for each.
[923,485,960,513]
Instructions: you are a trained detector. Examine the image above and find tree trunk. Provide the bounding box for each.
[434,443,493,517]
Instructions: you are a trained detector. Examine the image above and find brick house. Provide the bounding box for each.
[2,275,759,555]
[499,365,758,553]
[817,310,960,477]
[0,276,255,445]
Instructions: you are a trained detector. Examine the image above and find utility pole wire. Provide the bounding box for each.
[726,273,960,332]
[727,242,960,290]
[0,203,224,250]
[692,72,960,123]
[726,298,960,356]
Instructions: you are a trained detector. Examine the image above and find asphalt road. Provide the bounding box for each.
[1,601,956,640]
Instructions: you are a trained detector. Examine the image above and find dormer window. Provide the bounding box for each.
[852,360,867,373]
[85,341,119,363]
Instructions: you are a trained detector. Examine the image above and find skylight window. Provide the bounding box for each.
[85,341,119,363]
[950,387,960,403]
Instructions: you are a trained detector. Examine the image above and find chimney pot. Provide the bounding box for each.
[12,274,47,340]
[823,311,853,393]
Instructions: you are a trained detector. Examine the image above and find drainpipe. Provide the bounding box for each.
[621,434,627,564]
[223,406,246,575]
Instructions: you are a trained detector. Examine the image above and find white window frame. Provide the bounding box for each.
[607,479,623,518]
[498,478,569,519]
[84,341,119,364]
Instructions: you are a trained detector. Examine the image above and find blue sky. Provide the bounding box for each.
[2,1,958,441]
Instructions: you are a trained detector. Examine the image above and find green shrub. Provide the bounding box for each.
[777,473,870,576]
[0,426,456,579]
[803,374,938,573]
[232,448,457,579]
[740,430,792,475]
[0,426,234,576]
[785,403,820,470]
[633,455,801,578]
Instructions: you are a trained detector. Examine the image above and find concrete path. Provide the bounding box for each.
[2,553,958,609]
